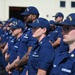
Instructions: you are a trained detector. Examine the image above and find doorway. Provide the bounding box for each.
[9,6,27,21]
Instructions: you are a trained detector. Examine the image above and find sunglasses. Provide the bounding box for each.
[62,25,75,33]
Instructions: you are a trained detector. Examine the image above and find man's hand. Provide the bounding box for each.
[5,63,12,74]
[15,52,29,68]
[5,53,10,61]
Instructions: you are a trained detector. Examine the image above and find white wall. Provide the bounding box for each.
[0,0,6,21]
[57,0,75,19]
[0,0,75,21]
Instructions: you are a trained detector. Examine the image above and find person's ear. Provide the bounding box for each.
[42,28,47,34]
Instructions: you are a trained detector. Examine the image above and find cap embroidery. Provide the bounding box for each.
[13,21,17,26]
[26,8,29,11]
[68,16,72,21]
[36,19,39,23]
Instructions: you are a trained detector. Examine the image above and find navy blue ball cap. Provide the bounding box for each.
[6,17,18,23]
[55,13,75,26]
[21,6,39,16]
[49,20,55,25]
[52,12,64,18]
[28,17,50,31]
[10,20,25,31]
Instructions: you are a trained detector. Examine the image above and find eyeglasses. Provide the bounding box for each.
[62,25,75,33]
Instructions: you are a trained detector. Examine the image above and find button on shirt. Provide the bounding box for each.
[28,36,54,75]
[50,49,75,75]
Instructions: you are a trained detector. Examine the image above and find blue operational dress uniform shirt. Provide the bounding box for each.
[17,28,37,58]
[0,29,11,68]
[8,37,21,64]
[8,37,21,75]
[48,26,62,43]
[28,36,54,75]
[18,28,37,59]
[17,34,28,75]
[18,28,37,75]
[4,30,12,42]
[49,13,75,75]
[1,30,12,44]
[23,28,37,46]
[0,29,10,75]
[50,46,75,75]
[17,34,28,59]
[56,38,69,52]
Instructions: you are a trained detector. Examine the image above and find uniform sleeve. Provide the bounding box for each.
[17,41,28,59]
[38,47,54,71]
[27,32,37,47]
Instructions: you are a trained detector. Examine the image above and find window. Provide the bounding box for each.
[71,1,75,7]
[60,1,65,7]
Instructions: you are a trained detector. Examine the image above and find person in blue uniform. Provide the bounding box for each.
[1,18,18,68]
[50,13,75,75]
[0,21,9,75]
[0,17,18,52]
[1,18,18,56]
[47,20,63,52]
[5,18,36,75]
[5,20,25,75]
[52,12,64,23]
[49,12,64,49]
[28,18,54,75]
[14,6,40,75]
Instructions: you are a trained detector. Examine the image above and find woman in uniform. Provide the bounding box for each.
[50,13,75,75]
[28,18,54,75]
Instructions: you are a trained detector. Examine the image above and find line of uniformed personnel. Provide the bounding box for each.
[0,6,75,75]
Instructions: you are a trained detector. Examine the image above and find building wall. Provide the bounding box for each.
[0,0,75,21]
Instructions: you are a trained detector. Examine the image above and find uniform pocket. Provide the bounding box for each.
[12,46,18,52]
